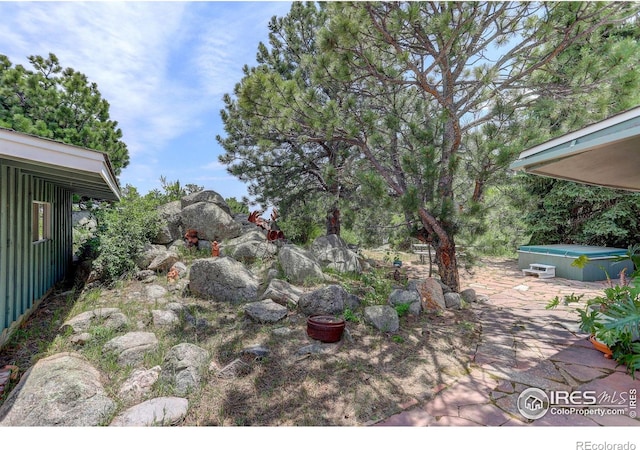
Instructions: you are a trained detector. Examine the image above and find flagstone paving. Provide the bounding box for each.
[374,258,639,427]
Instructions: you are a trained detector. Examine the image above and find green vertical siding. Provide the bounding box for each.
[0,161,73,346]
[0,164,8,337]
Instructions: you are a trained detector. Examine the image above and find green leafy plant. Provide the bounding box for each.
[343,308,360,323]
[545,296,561,310]
[572,246,640,378]
[577,286,640,377]
[86,186,161,282]
[360,269,394,305]
[546,293,584,309]
[394,303,411,317]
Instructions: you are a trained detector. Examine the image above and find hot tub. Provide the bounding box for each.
[517,244,634,281]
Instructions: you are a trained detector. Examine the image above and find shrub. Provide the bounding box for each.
[394,303,411,317]
[87,186,161,281]
[551,246,640,378]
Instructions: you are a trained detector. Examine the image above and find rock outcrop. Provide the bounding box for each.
[110,397,189,426]
[244,299,289,323]
[153,200,183,245]
[364,305,400,333]
[103,332,159,367]
[310,234,362,273]
[298,284,361,316]
[0,352,115,426]
[189,257,259,303]
[161,343,210,396]
[181,202,241,242]
[278,245,325,284]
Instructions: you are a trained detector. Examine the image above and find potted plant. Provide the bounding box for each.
[577,284,639,358]
[573,246,640,376]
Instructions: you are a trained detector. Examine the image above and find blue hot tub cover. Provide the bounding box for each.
[517,244,628,259]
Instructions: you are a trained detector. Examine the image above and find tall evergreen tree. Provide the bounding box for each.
[217,2,357,214]
[318,1,638,290]
[218,2,639,291]
[0,53,129,175]
[515,15,640,248]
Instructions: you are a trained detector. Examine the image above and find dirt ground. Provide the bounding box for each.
[0,253,485,426]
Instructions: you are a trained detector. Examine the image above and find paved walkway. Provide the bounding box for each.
[375,258,640,426]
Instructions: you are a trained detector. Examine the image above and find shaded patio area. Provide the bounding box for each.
[375,258,639,426]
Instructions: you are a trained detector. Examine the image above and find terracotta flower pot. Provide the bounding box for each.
[307,315,346,343]
[589,335,613,359]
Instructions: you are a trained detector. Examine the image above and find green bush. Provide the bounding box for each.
[86,186,161,281]
[394,303,411,317]
[551,246,640,378]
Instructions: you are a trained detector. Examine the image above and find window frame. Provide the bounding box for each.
[32,201,52,243]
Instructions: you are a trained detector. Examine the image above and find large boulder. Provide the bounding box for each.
[444,292,462,309]
[72,210,94,227]
[260,279,305,307]
[135,243,167,270]
[298,284,361,316]
[118,366,162,404]
[460,288,477,303]
[189,257,259,303]
[110,397,188,427]
[244,299,289,323]
[233,213,260,234]
[388,289,422,316]
[167,239,186,254]
[152,200,182,244]
[147,251,179,272]
[103,332,159,367]
[408,278,446,311]
[152,309,180,327]
[61,307,128,335]
[277,245,325,284]
[225,230,266,245]
[364,305,399,332]
[222,231,278,263]
[181,190,232,215]
[161,343,210,396]
[0,352,115,426]
[181,202,242,241]
[310,234,362,273]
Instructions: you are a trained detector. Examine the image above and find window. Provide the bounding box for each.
[32,201,51,242]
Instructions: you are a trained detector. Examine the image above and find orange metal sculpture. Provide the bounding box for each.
[167,267,179,283]
[248,209,285,241]
[184,229,199,247]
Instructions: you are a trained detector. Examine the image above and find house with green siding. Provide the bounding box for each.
[0,128,120,348]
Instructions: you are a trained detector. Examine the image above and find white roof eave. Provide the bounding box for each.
[516,106,640,161]
[0,128,121,201]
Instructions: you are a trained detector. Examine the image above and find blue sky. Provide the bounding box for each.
[0,1,293,202]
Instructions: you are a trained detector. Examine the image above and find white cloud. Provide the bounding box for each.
[0,2,192,154]
[202,160,225,170]
[189,2,292,98]
[0,1,293,197]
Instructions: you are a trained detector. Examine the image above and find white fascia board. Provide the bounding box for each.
[100,167,122,200]
[517,106,640,160]
[510,123,640,171]
[0,128,120,200]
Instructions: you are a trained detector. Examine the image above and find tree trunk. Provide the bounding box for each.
[435,238,460,292]
[417,206,460,292]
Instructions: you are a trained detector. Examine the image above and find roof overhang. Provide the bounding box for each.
[510,106,640,192]
[0,128,121,201]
